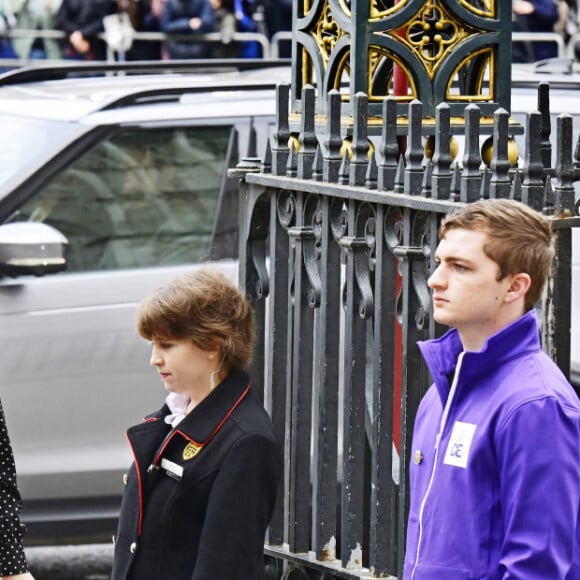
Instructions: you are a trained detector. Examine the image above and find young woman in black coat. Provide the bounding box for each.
[111,269,281,580]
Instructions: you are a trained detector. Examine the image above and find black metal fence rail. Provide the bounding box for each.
[234,82,578,579]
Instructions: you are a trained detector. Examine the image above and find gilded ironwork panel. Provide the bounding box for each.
[291,0,512,120]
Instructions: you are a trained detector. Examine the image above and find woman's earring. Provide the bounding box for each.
[209,370,217,390]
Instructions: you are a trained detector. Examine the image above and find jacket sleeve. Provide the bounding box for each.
[529,0,560,25]
[161,0,214,34]
[496,396,580,578]
[0,401,29,576]
[195,0,214,34]
[160,0,189,33]
[191,432,281,580]
[79,0,111,40]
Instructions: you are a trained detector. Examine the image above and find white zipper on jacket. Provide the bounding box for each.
[411,351,465,580]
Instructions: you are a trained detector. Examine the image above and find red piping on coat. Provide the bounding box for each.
[125,430,146,537]
[152,382,252,465]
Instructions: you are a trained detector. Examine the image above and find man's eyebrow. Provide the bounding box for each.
[434,254,476,266]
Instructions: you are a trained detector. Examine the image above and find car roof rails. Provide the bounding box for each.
[99,80,281,110]
[0,58,291,86]
[534,57,574,75]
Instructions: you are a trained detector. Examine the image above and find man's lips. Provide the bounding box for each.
[432,296,448,305]
[160,372,171,379]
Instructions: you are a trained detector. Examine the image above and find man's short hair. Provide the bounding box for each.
[439,199,555,310]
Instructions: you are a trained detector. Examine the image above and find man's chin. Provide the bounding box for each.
[432,311,452,327]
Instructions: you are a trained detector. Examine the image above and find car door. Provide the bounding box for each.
[0,118,250,530]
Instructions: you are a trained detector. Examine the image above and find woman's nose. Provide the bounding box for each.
[150,347,162,366]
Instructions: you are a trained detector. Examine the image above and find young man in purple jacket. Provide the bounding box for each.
[404,199,580,579]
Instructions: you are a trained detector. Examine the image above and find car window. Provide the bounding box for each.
[0,114,80,188]
[14,125,235,272]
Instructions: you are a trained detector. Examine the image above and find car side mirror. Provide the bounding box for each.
[0,222,68,278]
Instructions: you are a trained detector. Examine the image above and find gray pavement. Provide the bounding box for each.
[25,543,113,580]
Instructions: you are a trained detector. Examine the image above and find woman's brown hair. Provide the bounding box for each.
[137,268,255,371]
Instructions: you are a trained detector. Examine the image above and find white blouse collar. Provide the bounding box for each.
[164,392,190,428]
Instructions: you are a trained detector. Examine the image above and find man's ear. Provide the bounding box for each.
[505,273,532,304]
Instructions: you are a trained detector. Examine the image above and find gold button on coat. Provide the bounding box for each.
[130,542,137,554]
[414,450,423,465]
[123,473,129,485]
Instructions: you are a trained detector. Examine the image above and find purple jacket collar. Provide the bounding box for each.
[418,309,542,405]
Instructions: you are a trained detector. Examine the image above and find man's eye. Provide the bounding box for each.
[454,264,467,272]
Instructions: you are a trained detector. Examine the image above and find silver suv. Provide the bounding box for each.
[0,60,288,542]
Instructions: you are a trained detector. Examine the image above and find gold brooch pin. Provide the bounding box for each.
[183,442,203,461]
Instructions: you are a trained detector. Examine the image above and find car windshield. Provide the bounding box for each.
[0,114,79,188]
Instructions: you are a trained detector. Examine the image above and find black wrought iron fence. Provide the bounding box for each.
[233,82,578,579]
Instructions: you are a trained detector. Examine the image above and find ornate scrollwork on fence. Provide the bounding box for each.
[247,194,271,301]
[353,202,376,320]
[292,0,512,121]
[303,194,324,308]
[410,211,434,331]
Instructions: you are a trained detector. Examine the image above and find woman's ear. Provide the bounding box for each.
[207,340,224,362]
[505,272,532,304]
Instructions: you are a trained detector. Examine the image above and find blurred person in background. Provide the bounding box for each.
[161,0,214,60]
[210,0,236,58]
[512,0,560,62]
[0,0,18,60]
[12,0,63,59]
[0,400,35,580]
[560,0,580,58]
[233,0,258,57]
[115,0,162,60]
[262,0,291,58]
[56,0,112,60]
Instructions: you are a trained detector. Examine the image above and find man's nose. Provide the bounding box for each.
[428,264,444,289]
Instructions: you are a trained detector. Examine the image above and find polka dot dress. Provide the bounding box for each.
[0,400,29,575]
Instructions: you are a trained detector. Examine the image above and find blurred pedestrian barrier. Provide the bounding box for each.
[0,27,271,65]
[512,31,566,59]
[0,28,574,66]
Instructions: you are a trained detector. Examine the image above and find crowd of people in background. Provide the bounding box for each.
[1,0,580,63]
[0,0,292,61]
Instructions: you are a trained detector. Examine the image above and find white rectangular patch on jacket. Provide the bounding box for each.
[443,421,477,468]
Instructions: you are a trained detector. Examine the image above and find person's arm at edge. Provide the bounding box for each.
[0,402,33,579]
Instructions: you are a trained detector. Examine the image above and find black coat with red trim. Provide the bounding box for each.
[111,369,281,580]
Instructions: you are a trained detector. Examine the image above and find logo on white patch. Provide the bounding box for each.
[443,421,476,468]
